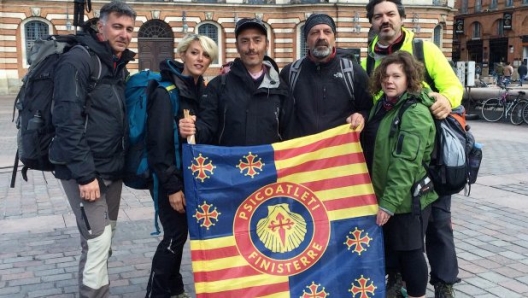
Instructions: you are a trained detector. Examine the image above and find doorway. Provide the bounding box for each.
[138,20,174,71]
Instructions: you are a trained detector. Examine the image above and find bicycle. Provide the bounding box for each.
[520,99,528,124]
[480,86,526,124]
[511,97,528,125]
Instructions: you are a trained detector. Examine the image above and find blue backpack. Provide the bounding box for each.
[124,70,180,234]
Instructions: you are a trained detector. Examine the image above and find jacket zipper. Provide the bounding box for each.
[218,106,227,144]
[275,106,282,141]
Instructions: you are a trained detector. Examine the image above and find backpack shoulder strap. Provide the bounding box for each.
[72,45,102,84]
[288,57,305,92]
[412,39,437,92]
[339,57,355,100]
[390,97,418,137]
[366,54,375,77]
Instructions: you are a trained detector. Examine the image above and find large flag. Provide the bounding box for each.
[183,124,385,298]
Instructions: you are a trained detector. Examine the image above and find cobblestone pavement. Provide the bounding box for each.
[1,94,528,298]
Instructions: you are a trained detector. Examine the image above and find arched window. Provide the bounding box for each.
[198,24,219,64]
[138,19,173,38]
[433,25,442,47]
[25,20,49,58]
[497,20,504,36]
[298,25,308,58]
[472,23,481,39]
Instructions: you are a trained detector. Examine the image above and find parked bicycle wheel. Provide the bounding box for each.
[481,98,504,122]
[510,100,526,125]
[522,102,528,124]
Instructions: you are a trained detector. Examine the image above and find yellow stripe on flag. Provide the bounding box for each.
[274,142,361,170]
[278,164,367,184]
[190,235,235,251]
[272,124,357,152]
[192,256,246,273]
[328,204,379,221]
[314,183,376,202]
[194,274,289,294]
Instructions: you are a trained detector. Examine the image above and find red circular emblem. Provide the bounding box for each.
[233,182,330,276]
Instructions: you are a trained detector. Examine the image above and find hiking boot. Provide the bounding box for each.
[171,293,191,298]
[386,272,405,298]
[434,282,455,298]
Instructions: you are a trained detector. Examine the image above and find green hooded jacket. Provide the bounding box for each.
[368,91,438,214]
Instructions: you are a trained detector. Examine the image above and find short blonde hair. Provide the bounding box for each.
[177,34,218,63]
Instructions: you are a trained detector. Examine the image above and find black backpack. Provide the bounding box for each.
[11,34,101,187]
[369,39,482,196]
[393,97,478,196]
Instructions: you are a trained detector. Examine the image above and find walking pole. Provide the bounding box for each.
[183,109,196,145]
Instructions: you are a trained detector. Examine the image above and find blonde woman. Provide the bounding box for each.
[145,33,217,298]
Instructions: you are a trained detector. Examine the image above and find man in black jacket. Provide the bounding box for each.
[279,13,372,137]
[180,18,294,146]
[49,1,136,297]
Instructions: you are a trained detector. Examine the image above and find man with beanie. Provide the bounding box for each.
[179,18,294,146]
[279,13,372,138]
[363,1,464,298]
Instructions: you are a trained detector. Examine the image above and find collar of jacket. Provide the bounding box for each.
[161,59,204,100]
[230,58,282,90]
[368,27,414,60]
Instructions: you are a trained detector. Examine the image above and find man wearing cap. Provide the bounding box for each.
[179,18,293,146]
[363,1,464,298]
[279,13,372,138]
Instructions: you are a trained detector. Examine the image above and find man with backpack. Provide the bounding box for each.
[48,1,136,297]
[279,13,373,137]
[363,1,464,298]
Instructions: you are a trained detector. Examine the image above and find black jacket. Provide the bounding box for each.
[197,57,293,146]
[49,32,135,184]
[146,60,205,195]
[280,53,373,138]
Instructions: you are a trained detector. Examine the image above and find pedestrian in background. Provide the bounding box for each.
[518,61,527,86]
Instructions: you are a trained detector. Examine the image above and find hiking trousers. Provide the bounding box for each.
[61,179,122,298]
[426,195,460,285]
[146,186,189,298]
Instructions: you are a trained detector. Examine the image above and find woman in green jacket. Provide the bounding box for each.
[361,51,437,298]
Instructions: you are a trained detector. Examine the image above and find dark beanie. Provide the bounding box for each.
[304,13,336,40]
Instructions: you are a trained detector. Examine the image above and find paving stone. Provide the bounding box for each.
[2,97,528,297]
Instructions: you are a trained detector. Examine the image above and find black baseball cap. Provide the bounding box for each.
[235,18,267,38]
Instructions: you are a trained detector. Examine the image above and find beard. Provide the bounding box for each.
[311,45,332,59]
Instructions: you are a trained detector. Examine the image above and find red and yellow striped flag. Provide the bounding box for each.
[183,124,385,297]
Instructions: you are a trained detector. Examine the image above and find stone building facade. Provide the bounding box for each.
[1,0,457,94]
[453,0,528,77]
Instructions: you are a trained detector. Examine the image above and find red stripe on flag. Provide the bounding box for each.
[275,132,359,160]
[276,152,366,178]
[301,173,372,191]
[196,282,290,298]
[323,194,378,211]
[193,265,261,283]
[191,245,239,261]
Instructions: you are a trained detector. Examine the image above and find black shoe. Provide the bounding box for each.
[386,272,405,298]
[434,282,455,298]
